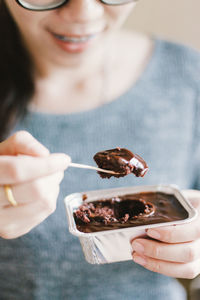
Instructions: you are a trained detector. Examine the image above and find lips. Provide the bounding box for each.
[50,30,103,53]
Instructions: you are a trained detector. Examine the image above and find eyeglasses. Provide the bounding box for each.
[15,0,138,11]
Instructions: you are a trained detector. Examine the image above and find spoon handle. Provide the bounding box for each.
[69,162,117,175]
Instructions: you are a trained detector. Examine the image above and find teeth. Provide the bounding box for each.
[54,34,95,43]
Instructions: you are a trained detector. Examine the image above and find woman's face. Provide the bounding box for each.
[5,0,137,67]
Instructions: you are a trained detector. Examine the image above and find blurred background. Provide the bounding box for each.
[124,0,200,51]
[125,1,200,299]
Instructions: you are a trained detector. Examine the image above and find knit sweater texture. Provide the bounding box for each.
[1,38,200,299]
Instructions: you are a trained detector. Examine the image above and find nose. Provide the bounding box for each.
[57,0,104,23]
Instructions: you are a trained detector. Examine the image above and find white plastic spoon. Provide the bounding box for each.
[69,162,119,175]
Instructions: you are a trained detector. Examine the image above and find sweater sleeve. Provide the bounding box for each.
[193,89,200,189]
[172,42,200,190]
[180,44,200,190]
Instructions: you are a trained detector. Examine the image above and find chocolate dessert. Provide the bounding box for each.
[93,147,148,178]
[74,192,188,233]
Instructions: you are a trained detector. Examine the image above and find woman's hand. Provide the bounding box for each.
[0,131,71,239]
[131,189,200,279]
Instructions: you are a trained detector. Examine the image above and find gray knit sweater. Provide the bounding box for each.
[1,39,200,300]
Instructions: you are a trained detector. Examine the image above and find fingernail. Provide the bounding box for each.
[147,230,161,239]
[133,254,146,266]
[132,242,144,253]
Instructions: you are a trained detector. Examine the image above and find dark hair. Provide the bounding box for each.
[0,1,34,141]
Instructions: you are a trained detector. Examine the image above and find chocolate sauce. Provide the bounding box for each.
[74,192,188,233]
[93,148,148,178]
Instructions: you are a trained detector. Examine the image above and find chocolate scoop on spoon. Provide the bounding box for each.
[93,147,148,178]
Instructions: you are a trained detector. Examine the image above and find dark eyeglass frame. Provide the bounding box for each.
[15,0,138,11]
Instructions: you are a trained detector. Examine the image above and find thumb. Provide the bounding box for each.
[0,131,49,157]
[182,189,200,210]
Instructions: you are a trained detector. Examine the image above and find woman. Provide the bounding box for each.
[0,0,200,299]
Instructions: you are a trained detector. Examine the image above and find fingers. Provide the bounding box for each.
[146,219,200,243]
[182,189,200,210]
[0,171,65,238]
[0,131,49,157]
[0,200,55,239]
[132,252,200,279]
[0,153,71,184]
[130,189,200,279]
[131,238,200,263]
[0,131,71,239]
[0,171,64,207]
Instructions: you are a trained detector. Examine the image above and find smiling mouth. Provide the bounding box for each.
[53,33,98,43]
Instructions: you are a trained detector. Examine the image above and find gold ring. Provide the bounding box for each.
[4,185,18,207]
